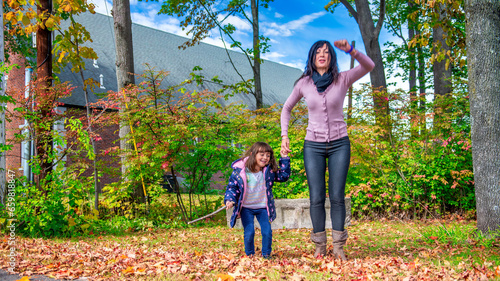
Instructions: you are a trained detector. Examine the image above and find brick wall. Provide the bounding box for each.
[4,54,121,190]
[5,54,27,174]
[64,107,121,192]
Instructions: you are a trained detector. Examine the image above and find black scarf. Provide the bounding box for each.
[312,71,333,93]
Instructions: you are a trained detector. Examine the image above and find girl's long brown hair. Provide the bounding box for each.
[244,142,279,173]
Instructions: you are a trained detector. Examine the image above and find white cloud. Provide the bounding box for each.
[263,11,327,37]
[262,51,284,61]
[131,12,188,37]
[278,60,304,71]
[87,0,301,66]
[274,12,284,19]
[218,14,252,31]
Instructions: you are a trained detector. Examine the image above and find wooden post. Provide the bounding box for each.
[35,0,53,189]
[347,41,355,125]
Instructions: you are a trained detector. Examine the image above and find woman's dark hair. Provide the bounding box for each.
[244,142,279,172]
[295,40,339,85]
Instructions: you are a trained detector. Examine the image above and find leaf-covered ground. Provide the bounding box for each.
[1,220,499,280]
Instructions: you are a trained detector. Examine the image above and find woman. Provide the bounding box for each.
[280,39,374,260]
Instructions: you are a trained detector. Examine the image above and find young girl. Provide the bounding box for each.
[224,142,291,258]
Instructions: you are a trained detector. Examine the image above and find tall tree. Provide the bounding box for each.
[35,0,54,187]
[431,2,453,130]
[465,0,500,235]
[326,0,389,125]
[384,0,422,136]
[159,0,272,109]
[250,0,262,109]
[6,0,98,191]
[113,0,143,200]
[410,0,467,133]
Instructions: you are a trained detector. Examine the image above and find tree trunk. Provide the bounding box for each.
[349,0,388,127]
[113,0,138,193]
[36,0,53,189]
[465,0,500,235]
[416,29,426,135]
[432,3,452,131]
[251,0,263,109]
[408,3,418,138]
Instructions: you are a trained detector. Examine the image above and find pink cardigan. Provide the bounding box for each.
[281,51,375,142]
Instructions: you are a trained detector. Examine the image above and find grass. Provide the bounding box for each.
[2,218,499,280]
[3,192,499,279]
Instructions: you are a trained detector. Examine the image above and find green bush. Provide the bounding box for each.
[346,87,473,219]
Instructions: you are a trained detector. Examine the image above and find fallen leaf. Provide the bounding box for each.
[216,273,235,281]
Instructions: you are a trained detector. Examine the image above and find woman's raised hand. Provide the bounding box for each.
[334,39,351,53]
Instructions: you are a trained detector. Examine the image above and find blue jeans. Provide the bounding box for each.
[240,207,272,257]
[303,137,350,233]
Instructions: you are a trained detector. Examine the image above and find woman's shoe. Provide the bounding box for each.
[310,231,327,258]
[331,229,348,261]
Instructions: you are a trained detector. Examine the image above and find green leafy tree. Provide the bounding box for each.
[346,84,473,219]
[158,0,273,109]
[407,0,466,132]
[103,66,245,221]
[5,0,98,188]
[384,0,430,138]
[3,79,107,237]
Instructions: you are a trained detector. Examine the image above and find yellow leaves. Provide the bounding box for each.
[57,51,67,63]
[79,47,98,60]
[216,274,235,281]
[16,277,31,281]
[7,0,20,9]
[45,17,56,29]
[445,59,451,71]
[15,10,25,22]
[64,4,73,12]
[5,12,17,24]
[122,266,135,274]
[6,0,93,36]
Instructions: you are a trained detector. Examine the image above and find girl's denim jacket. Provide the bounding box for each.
[224,156,291,228]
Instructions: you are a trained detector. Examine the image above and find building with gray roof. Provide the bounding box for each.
[58,12,303,109]
[5,11,303,189]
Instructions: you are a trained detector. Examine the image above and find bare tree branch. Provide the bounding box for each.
[374,0,386,38]
[339,0,359,22]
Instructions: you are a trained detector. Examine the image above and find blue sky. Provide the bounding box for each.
[89,0,402,89]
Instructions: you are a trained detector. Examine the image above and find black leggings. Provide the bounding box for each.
[303,137,350,232]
